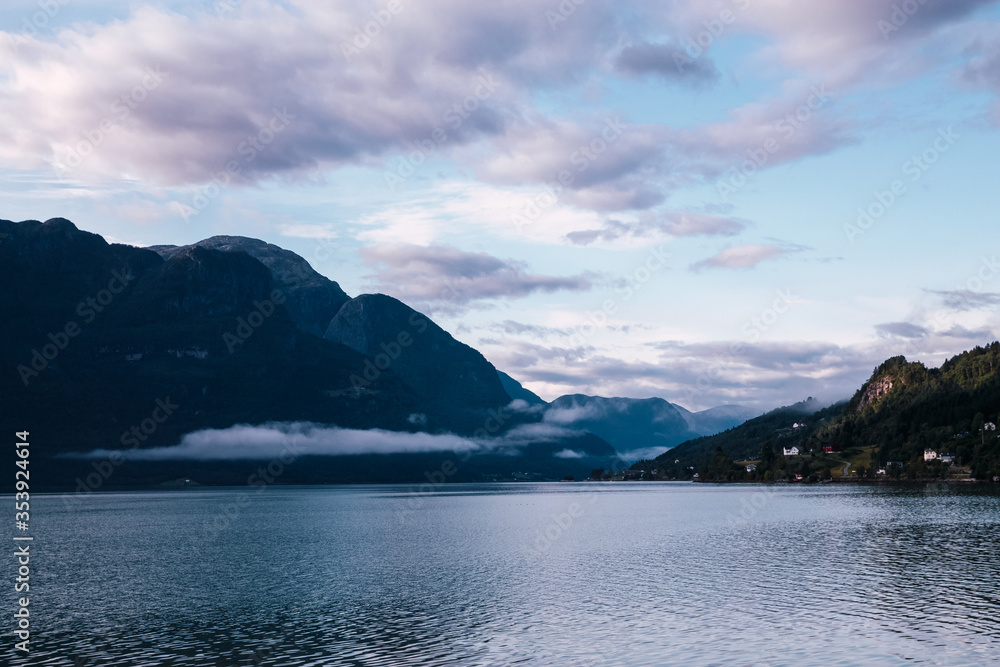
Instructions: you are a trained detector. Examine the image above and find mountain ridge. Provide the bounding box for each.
[0,217,768,489]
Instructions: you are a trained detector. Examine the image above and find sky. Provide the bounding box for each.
[3,0,1000,412]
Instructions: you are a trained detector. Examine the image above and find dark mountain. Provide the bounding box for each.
[1,218,620,489]
[2,218,421,455]
[498,370,546,405]
[150,235,350,337]
[324,293,511,416]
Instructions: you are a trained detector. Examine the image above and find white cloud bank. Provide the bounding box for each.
[63,420,593,461]
[67,423,478,461]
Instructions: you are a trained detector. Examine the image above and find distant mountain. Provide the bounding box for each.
[540,394,755,457]
[498,371,546,405]
[675,404,762,438]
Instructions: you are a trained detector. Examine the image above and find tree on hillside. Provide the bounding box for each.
[760,440,775,470]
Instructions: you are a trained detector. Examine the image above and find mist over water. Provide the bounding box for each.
[6,483,999,666]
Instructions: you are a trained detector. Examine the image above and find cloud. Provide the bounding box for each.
[478,335,890,411]
[361,243,593,311]
[67,423,480,460]
[667,85,856,185]
[941,324,998,340]
[63,418,599,462]
[615,446,671,462]
[0,1,615,186]
[875,321,930,339]
[553,448,585,459]
[500,422,584,443]
[467,115,668,211]
[494,320,573,338]
[707,0,998,82]
[961,37,1000,99]
[691,243,796,271]
[664,212,746,237]
[615,41,719,85]
[543,403,605,425]
[566,211,746,245]
[928,289,1000,311]
[0,0,669,208]
[350,181,607,246]
[0,0,990,210]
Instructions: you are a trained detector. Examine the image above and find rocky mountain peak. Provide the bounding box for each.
[150,235,349,336]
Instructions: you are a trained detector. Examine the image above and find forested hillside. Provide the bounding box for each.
[636,343,1000,482]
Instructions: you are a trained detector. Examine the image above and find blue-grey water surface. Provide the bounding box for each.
[4,483,1000,666]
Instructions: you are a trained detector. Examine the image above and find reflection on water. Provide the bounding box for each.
[4,483,999,666]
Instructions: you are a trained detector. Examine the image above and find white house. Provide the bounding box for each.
[938,453,955,464]
[924,449,938,462]
[745,464,757,472]
[783,446,800,456]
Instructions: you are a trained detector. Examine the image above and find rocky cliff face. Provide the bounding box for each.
[324,293,512,411]
[858,376,894,411]
[151,236,350,336]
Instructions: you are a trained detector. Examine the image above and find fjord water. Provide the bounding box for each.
[8,483,1000,666]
